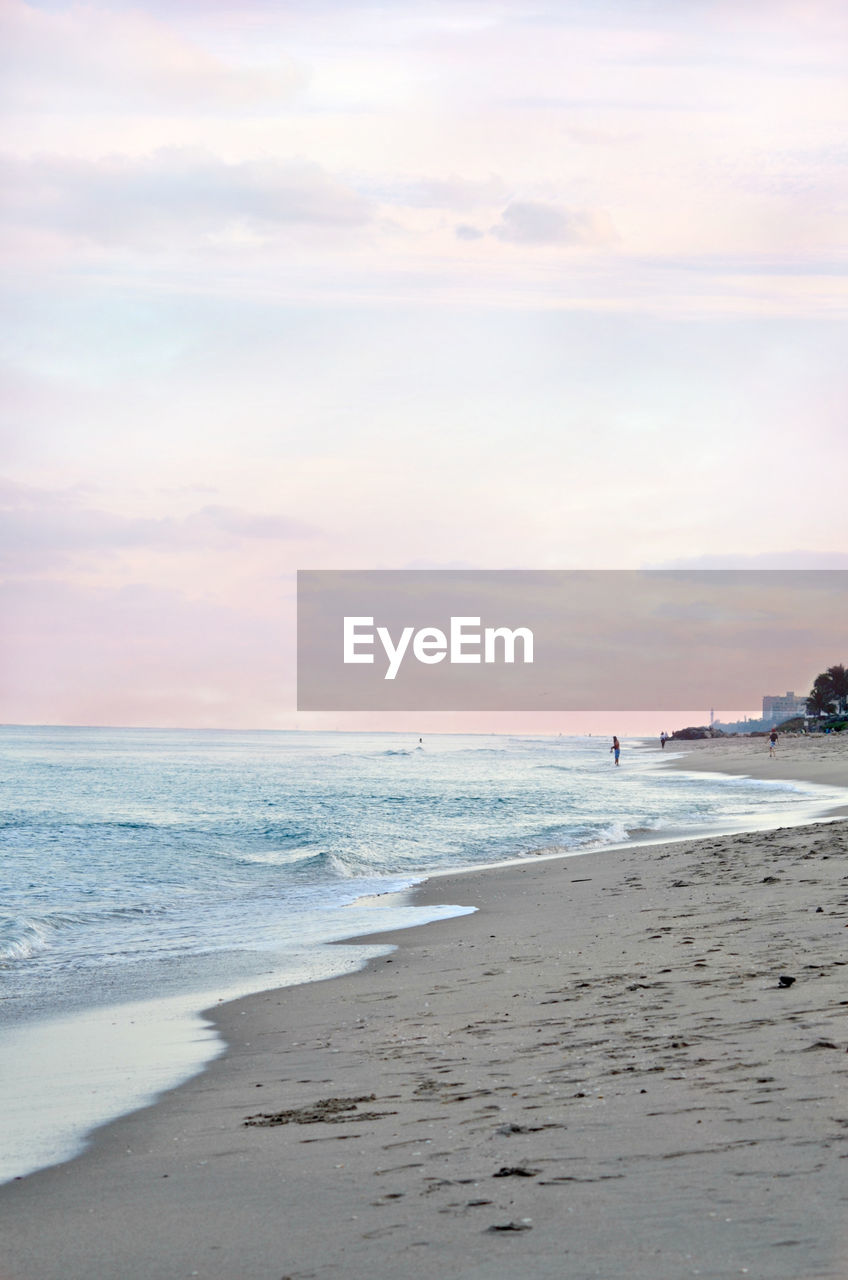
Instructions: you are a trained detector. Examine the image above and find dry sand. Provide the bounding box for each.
[665,732,848,791]
[2,742,848,1280]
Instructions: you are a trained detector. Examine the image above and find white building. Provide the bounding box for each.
[762,691,807,724]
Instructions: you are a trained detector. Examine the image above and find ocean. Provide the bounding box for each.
[1,726,843,1184]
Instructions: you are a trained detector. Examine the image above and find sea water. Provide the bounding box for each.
[1,726,843,1183]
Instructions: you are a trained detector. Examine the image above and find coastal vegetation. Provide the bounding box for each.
[806,663,848,720]
[671,663,848,739]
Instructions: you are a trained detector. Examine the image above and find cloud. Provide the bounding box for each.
[0,0,305,112]
[492,201,615,246]
[0,148,374,249]
[373,174,510,210]
[0,479,317,574]
[455,200,616,248]
[648,551,848,570]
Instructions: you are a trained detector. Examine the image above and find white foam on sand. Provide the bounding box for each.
[0,898,473,1186]
[0,994,221,1183]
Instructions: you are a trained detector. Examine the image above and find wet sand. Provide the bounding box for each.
[1,742,847,1279]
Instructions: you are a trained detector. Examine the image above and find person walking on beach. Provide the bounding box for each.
[660,731,668,749]
[611,735,621,766]
[769,728,779,757]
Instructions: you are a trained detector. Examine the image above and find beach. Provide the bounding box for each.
[664,733,848,792]
[2,737,847,1279]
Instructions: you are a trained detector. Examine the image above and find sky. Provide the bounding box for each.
[1,0,847,729]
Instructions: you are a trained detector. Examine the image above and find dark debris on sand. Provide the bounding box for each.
[244,1094,397,1127]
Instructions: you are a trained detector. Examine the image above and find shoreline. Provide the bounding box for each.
[1,742,843,1190]
[2,741,848,1278]
[0,896,480,1187]
[2,739,843,1191]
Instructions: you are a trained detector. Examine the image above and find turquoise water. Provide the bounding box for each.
[0,726,843,1182]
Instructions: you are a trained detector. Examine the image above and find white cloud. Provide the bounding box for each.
[455,223,485,240]
[492,201,616,246]
[0,148,374,248]
[0,479,317,574]
[372,173,510,209]
[0,0,305,112]
[649,552,848,570]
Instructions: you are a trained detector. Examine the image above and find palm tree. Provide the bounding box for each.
[824,664,848,715]
[806,673,836,718]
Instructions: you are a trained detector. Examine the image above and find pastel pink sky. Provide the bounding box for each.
[1,0,846,729]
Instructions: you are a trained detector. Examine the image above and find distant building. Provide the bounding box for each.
[762,691,807,724]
